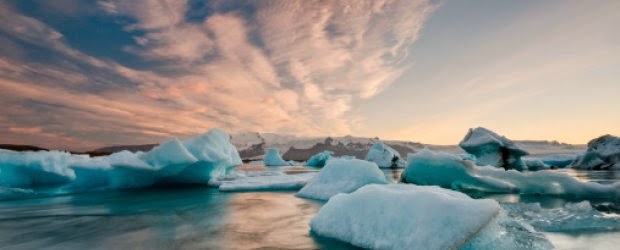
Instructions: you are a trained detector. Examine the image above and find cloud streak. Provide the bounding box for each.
[0,0,438,150]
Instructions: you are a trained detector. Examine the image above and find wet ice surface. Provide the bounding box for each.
[0,165,618,250]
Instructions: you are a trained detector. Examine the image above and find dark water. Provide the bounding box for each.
[0,168,618,250]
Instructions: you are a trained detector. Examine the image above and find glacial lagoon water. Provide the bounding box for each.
[0,166,618,250]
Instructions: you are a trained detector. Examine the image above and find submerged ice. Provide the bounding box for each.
[502,201,620,233]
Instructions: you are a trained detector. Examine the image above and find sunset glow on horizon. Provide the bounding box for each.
[1,0,619,150]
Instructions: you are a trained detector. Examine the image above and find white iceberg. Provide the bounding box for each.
[572,135,620,170]
[297,158,387,200]
[310,184,552,250]
[459,127,529,171]
[304,150,334,167]
[263,148,292,166]
[402,149,620,201]
[364,142,405,168]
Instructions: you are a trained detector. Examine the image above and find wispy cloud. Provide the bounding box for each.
[0,0,438,149]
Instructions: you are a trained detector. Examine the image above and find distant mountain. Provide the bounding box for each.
[90,144,157,154]
[0,144,48,152]
[0,133,587,161]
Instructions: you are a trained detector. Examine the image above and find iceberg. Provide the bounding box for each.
[263,148,292,166]
[310,184,552,250]
[297,158,387,200]
[304,150,334,167]
[459,127,529,171]
[0,129,241,189]
[572,135,620,170]
[0,149,78,187]
[364,142,405,168]
[402,149,620,201]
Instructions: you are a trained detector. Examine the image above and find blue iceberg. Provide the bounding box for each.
[0,129,241,190]
[263,148,292,166]
[297,158,387,200]
[402,149,620,201]
[0,150,79,187]
[304,150,334,167]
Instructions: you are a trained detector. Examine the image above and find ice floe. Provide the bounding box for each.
[297,158,387,200]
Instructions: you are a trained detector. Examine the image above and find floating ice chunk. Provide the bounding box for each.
[502,201,620,232]
[310,184,510,250]
[459,127,529,170]
[524,158,550,171]
[304,150,334,167]
[263,148,292,166]
[297,158,387,200]
[0,150,77,187]
[364,142,405,168]
[541,154,578,168]
[169,129,242,184]
[219,172,316,192]
[402,149,620,201]
[572,135,620,170]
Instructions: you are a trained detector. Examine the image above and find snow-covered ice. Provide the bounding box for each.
[402,149,620,201]
[304,150,333,167]
[572,135,620,170]
[297,158,387,200]
[310,184,552,250]
[459,127,529,170]
[364,142,405,168]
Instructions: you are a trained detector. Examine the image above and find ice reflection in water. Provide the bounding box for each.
[0,187,358,250]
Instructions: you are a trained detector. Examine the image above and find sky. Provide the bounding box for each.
[0,0,618,150]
